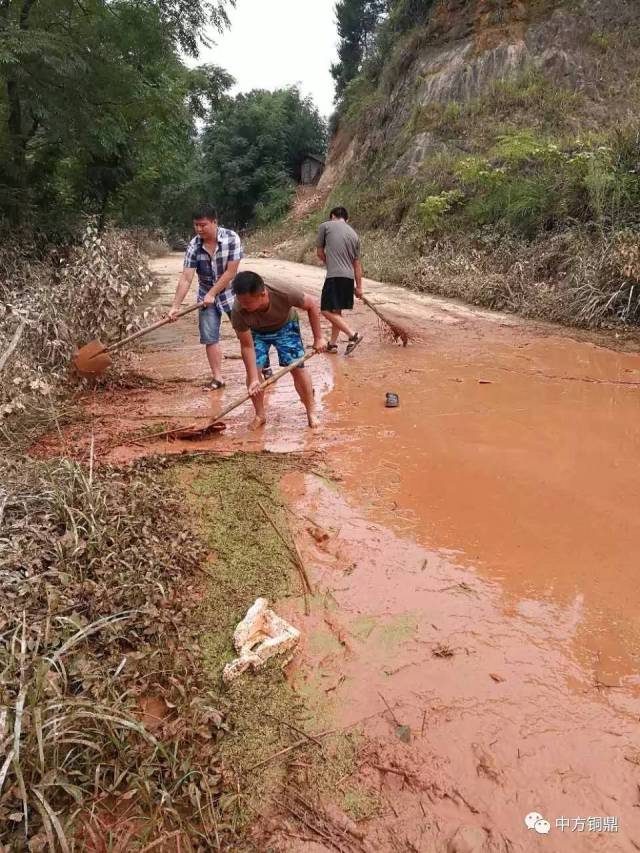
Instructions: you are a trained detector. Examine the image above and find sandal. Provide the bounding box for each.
[385,392,399,408]
[205,379,226,390]
[326,343,338,354]
[262,367,273,380]
[345,332,363,356]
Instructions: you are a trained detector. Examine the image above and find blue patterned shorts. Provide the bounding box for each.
[252,318,305,369]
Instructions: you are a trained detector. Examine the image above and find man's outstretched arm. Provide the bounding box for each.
[316,223,327,265]
[237,329,261,394]
[302,294,327,352]
[169,267,196,319]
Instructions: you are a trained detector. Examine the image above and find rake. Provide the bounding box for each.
[361,295,413,347]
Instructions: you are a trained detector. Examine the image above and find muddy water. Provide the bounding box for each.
[324,327,640,687]
[245,263,640,850]
[37,254,640,850]
[282,471,640,852]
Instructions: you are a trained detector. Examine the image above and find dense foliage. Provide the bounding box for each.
[201,87,327,228]
[331,0,436,102]
[331,0,386,98]
[0,0,232,237]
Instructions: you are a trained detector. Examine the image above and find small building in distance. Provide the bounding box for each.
[300,154,325,186]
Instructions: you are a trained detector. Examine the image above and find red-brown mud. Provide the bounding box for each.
[35,254,640,851]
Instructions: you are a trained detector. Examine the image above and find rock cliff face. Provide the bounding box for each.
[320,0,638,190]
[265,0,640,329]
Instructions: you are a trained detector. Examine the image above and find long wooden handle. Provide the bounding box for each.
[210,349,317,422]
[140,349,317,441]
[361,295,385,321]
[106,302,203,353]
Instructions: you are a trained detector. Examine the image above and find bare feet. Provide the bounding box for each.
[248,415,266,431]
[307,411,320,429]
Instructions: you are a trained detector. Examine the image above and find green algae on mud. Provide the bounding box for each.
[171,452,380,832]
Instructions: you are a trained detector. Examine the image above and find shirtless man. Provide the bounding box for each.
[230,271,326,429]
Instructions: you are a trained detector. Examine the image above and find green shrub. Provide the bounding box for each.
[589,31,612,53]
[254,182,295,226]
[340,75,385,129]
[418,190,462,231]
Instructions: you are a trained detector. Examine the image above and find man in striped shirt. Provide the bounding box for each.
[168,204,243,390]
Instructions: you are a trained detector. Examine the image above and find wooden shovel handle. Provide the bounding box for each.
[106,302,203,354]
[210,349,317,422]
[361,294,384,320]
[141,349,317,441]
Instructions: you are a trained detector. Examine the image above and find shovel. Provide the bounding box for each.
[138,349,318,441]
[73,302,203,376]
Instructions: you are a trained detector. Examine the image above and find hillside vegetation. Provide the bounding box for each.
[255,0,640,329]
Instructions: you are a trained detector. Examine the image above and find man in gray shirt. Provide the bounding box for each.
[316,207,364,355]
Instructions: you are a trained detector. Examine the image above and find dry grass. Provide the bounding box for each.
[0,223,158,427]
[0,455,239,850]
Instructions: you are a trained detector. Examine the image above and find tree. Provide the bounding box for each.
[331,0,387,99]
[0,0,232,234]
[201,87,327,228]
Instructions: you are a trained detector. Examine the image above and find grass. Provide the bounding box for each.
[0,454,223,849]
[179,454,381,832]
[0,450,373,849]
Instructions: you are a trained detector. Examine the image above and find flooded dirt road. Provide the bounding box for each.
[43,254,640,851]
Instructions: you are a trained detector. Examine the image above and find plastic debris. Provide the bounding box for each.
[222,597,300,683]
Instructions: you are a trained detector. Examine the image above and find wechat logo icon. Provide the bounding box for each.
[525,812,551,835]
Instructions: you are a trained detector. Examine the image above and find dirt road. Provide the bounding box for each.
[41,254,640,851]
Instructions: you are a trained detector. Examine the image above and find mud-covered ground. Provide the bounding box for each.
[36,254,640,851]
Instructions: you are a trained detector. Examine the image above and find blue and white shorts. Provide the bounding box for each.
[251,318,305,369]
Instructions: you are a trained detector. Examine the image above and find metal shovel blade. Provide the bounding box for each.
[73,340,112,376]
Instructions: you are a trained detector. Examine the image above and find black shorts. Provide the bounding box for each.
[321,277,354,312]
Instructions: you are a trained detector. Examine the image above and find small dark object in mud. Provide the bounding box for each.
[385,392,399,408]
[489,672,506,683]
[432,643,455,658]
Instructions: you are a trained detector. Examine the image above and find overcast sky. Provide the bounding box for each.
[197,0,339,118]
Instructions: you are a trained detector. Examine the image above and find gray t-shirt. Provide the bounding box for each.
[316,219,360,280]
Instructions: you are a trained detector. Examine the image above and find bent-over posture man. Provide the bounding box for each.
[231,271,326,430]
[316,206,363,354]
[169,204,243,390]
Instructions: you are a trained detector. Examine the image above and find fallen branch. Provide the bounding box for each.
[258,499,314,607]
[246,729,334,772]
[266,714,324,747]
[378,692,401,727]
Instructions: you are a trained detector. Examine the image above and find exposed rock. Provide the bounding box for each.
[324,0,638,185]
[391,131,450,177]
